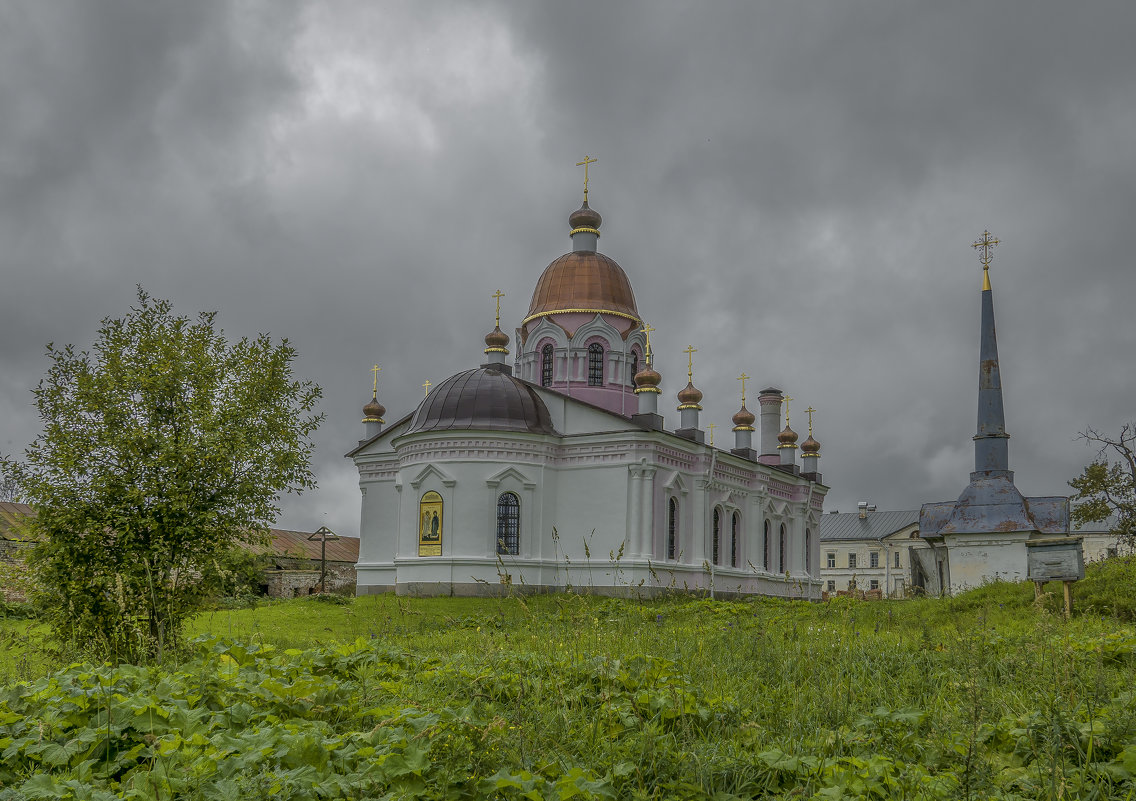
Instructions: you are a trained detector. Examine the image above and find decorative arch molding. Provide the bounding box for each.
[523,318,570,351]
[570,314,625,348]
[663,470,690,496]
[484,465,537,490]
[409,463,457,490]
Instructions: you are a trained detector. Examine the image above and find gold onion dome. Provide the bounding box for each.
[363,397,386,421]
[800,434,820,454]
[634,364,662,389]
[732,404,756,428]
[677,381,703,406]
[778,424,798,445]
[568,200,602,231]
[484,325,510,350]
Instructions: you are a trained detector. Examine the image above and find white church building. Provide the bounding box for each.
[347,176,828,597]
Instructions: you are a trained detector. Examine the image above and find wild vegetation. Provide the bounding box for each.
[1,288,322,663]
[1,562,1136,799]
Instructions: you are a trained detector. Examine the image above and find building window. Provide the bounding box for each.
[827,580,836,592]
[630,352,639,384]
[826,552,836,569]
[495,492,520,555]
[588,343,604,386]
[779,524,787,573]
[712,508,721,564]
[667,497,678,560]
[731,512,740,568]
[418,491,443,556]
[894,551,901,569]
[869,579,880,591]
[763,520,771,570]
[805,528,812,573]
[870,551,880,569]
[849,553,857,569]
[541,344,554,386]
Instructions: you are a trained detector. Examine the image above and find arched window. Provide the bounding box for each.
[496,492,520,555]
[541,344,554,386]
[805,528,812,574]
[667,497,678,560]
[588,343,604,386]
[763,520,771,570]
[629,351,639,384]
[779,523,787,574]
[418,491,443,557]
[731,512,740,568]
[712,508,721,565]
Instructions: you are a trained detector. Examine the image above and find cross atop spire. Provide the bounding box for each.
[422,379,432,397]
[491,289,505,327]
[575,155,597,201]
[783,395,793,426]
[806,406,816,436]
[708,422,717,446]
[684,345,697,381]
[737,373,750,405]
[973,229,1000,290]
[371,365,381,398]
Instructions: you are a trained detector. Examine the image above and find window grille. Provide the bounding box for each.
[588,343,604,386]
[667,497,678,560]
[541,345,554,386]
[496,492,519,555]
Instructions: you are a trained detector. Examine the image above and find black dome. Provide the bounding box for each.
[405,367,555,435]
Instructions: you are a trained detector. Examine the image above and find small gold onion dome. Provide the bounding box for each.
[778,424,798,445]
[363,397,386,421]
[568,200,602,231]
[634,364,662,389]
[677,381,703,406]
[732,404,756,428]
[484,325,510,350]
[800,434,820,454]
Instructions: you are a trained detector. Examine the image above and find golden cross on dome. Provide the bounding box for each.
[422,379,432,397]
[576,155,598,200]
[972,229,999,290]
[491,289,505,326]
[708,422,717,446]
[783,395,793,427]
[371,365,381,397]
[806,406,816,436]
[683,345,697,381]
[640,323,655,360]
[737,373,750,405]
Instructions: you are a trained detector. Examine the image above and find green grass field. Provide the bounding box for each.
[2,561,1136,799]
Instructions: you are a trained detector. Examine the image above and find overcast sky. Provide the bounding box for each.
[2,1,1133,537]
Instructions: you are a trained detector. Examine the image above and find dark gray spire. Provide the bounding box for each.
[974,284,1010,475]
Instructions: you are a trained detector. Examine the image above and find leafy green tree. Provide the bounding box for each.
[1069,424,1136,546]
[1,289,322,661]
[0,460,21,502]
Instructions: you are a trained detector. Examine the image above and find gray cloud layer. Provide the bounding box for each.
[2,1,1132,535]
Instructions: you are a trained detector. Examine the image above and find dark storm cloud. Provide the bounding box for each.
[1,1,1133,535]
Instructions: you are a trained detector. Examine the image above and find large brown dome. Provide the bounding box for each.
[523,251,641,327]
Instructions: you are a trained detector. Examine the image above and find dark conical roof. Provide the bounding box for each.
[405,367,555,436]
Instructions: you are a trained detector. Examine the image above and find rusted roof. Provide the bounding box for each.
[0,503,357,561]
[248,528,360,563]
[0,502,37,541]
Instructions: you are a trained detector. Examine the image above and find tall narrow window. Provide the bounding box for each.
[763,520,771,570]
[667,497,678,560]
[894,550,901,569]
[805,528,812,573]
[712,508,721,565]
[731,512,740,567]
[629,352,639,384]
[779,524,787,573]
[541,345,554,386]
[496,492,520,555]
[870,551,880,568]
[418,491,443,557]
[588,343,604,386]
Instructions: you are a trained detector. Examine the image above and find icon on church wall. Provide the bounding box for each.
[418,491,443,556]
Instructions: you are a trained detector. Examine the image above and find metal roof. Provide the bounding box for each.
[248,528,360,563]
[818,510,920,542]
